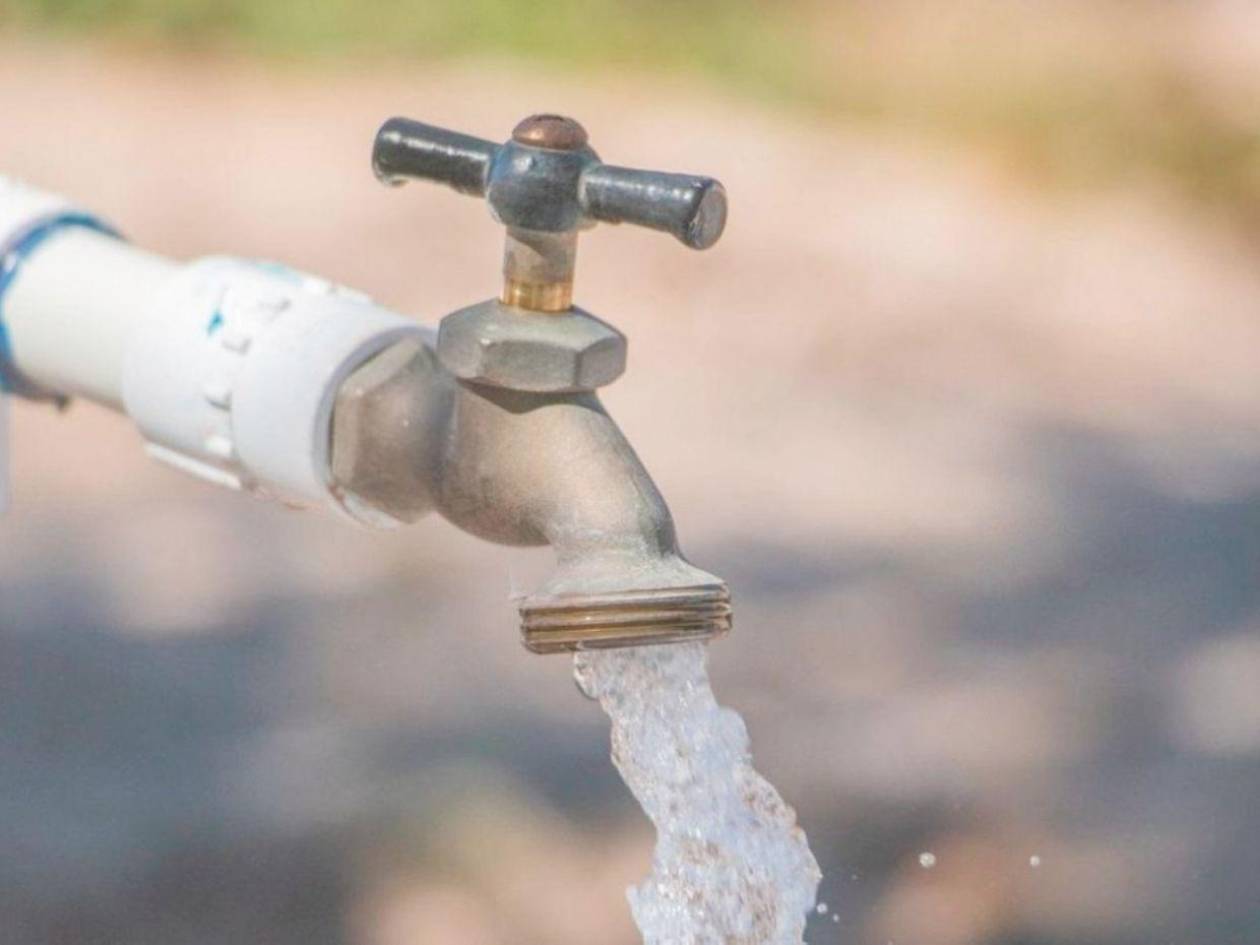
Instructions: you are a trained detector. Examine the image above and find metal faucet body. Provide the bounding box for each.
[339,113,732,652]
[330,319,730,654]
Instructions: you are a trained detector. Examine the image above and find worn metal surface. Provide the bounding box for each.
[372,113,727,245]
[519,585,732,654]
[328,327,727,651]
[371,118,497,196]
[436,298,625,392]
[429,379,730,652]
[329,336,453,526]
[510,114,589,151]
[358,111,730,650]
[500,228,577,312]
[371,113,728,314]
[581,164,727,250]
[485,138,598,233]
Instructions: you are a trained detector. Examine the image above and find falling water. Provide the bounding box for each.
[574,642,821,945]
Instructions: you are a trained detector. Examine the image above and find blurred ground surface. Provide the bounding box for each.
[1,30,1259,945]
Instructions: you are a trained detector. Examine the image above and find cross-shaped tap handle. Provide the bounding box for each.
[372,114,727,251]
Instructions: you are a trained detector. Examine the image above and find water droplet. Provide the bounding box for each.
[815,902,829,915]
[918,851,937,869]
[1029,854,1042,868]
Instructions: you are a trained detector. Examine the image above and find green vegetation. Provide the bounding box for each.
[0,0,803,82]
[4,0,1258,228]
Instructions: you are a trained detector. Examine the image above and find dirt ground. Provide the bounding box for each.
[2,38,1259,945]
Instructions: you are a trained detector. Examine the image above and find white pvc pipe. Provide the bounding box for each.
[0,177,427,524]
[4,228,177,408]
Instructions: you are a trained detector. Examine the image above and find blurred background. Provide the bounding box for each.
[1,1,1259,943]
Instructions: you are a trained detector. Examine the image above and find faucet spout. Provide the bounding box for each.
[328,324,732,654]
[431,381,731,653]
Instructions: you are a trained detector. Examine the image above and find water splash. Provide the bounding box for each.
[575,642,821,945]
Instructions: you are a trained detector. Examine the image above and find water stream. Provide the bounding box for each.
[575,642,821,945]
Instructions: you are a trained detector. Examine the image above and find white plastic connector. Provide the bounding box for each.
[123,257,425,520]
[0,177,79,513]
[0,177,427,524]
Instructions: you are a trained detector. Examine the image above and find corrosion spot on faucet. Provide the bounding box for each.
[511,114,589,151]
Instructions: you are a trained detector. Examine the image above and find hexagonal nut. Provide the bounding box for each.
[330,337,443,525]
[436,300,626,393]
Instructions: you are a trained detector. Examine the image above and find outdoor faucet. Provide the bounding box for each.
[0,114,731,653]
[338,114,731,652]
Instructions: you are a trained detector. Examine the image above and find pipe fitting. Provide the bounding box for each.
[501,227,577,313]
[122,258,425,518]
[436,299,626,393]
[329,335,453,526]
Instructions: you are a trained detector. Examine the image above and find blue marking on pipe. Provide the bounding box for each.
[247,259,305,283]
[0,213,120,396]
[0,320,12,387]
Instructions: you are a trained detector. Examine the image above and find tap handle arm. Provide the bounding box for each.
[580,164,727,250]
[372,117,499,197]
[373,114,728,250]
